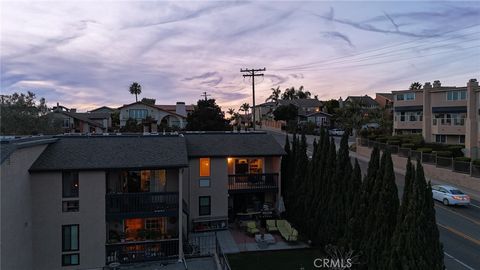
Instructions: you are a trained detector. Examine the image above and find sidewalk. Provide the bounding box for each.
[351,150,480,201]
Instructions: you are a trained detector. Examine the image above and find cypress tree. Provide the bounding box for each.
[365,150,399,269]
[281,135,291,200]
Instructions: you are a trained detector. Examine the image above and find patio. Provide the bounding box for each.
[216,223,308,254]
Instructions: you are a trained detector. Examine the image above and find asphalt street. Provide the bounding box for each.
[266,130,480,270]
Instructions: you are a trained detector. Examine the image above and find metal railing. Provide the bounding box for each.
[228,173,279,192]
[106,239,179,265]
[358,138,480,178]
[184,232,216,258]
[106,192,178,219]
[216,236,232,270]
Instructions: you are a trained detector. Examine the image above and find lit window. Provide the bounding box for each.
[199,158,210,177]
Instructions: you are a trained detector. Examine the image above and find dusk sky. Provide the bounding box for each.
[1,1,479,111]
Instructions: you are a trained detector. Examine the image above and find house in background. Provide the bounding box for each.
[89,106,117,114]
[375,93,394,109]
[306,111,332,128]
[254,98,323,122]
[342,95,379,109]
[118,101,189,132]
[51,103,111,133]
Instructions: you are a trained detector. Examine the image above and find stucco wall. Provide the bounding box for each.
[30,171,106,270]
[187,157,228,221]
[0,144,48,270]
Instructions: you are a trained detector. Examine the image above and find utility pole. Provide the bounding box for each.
[240,67,265,130]
[200,91,211,101]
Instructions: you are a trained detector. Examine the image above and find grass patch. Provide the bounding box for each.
[228,248,325,270]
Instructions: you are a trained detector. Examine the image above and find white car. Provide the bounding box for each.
[431,185,470,206]
[329,129,345,136]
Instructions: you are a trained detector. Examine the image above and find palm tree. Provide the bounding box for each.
[240,103,250,126]
[266,86,281,103]
[227,108,236,117]
[129,82,142,102]
[409,82,422,90]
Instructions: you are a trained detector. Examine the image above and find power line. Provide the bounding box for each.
[240,67,266,131]
[272,23,480,71]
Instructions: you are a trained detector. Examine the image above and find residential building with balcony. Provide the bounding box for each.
[118,101,189,132]
[392,79,479,158]
[0,131,284,270]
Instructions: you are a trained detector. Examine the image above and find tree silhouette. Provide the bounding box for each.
[129,82,142,102]
[266,86,281,103]
[409,82,422,90]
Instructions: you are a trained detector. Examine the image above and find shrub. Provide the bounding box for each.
[401,143,415,149]
[473,159,480,166]
[447,145,464,158]
[387,140,401,145]
[454,157,471,162]
[376,137,388,143]
[435,151,452,157]
[417,147,432,153]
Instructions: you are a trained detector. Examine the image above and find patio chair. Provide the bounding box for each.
[288,229,298,242]
[246,221,260,235]
[266,220,278,232]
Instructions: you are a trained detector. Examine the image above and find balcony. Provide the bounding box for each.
[432,118,466,135]
[106,239,179,265]
[228,173,279,193]
[106,192,178,220]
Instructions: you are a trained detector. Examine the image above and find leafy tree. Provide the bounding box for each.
[273,104,298,121]
[281,86,311,100]
[409,82,422,90]
[323,99,340,114]
[0,91,62,135]
[186,99,230,131]
[110,111,120,131]
[120,118,143,132]
[334,99,365,136]
[266,86,281,103]
[141,97,155,105]
[129,82,142,102]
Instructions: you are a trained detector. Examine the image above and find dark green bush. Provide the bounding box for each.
[387,140,401,145]
[435,151,452,157]
[447,145,464,158]
[376,137,388,143]
[473,159,480,166]
[417,147,432,153]
[454,157,471,162]
[401,143,415,149]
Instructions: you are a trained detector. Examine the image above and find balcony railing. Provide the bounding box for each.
[228,173,279,192]
[106,192,178,220]
[106,239,179,265]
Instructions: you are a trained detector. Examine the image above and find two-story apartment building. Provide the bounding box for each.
[392,79,479,158]
[0,132,284,270]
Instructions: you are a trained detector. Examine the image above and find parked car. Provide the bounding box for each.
[361,123,380,129]
[329,128,345,136]
[431,185,470,206]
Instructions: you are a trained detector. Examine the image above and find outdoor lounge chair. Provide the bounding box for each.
[246,221,260,235]
[266,220,278,232]
[277,219,297,241]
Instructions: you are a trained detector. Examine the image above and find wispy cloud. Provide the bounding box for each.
[322,31,354,47]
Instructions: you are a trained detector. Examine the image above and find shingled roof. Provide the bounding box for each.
[184,132,286,157]
[30,136,189,171]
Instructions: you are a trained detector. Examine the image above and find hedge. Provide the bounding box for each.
[387,140,401,145]
[473,159,480,166]
[435,151,453,157]
[417,147,432,153]
[376,137,388,143]
[454,157,471,162]
[401,143,415,149]
[447,145,465,158]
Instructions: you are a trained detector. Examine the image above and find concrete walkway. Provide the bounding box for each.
[120,257,215,270]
